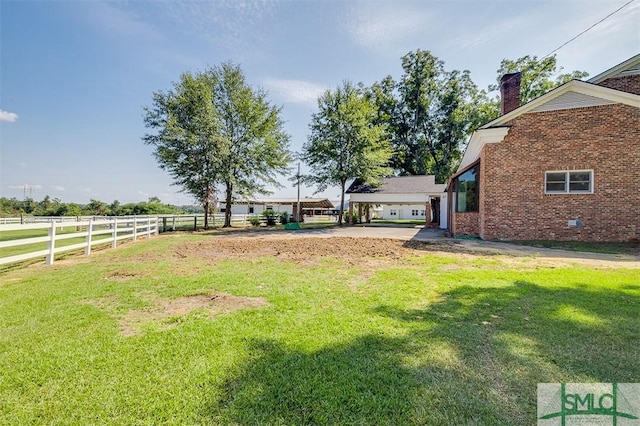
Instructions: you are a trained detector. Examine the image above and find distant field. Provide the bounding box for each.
[1,233,638,424]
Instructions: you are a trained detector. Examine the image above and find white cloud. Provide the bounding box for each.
[263,78,327,106]
[0,109,18,122]
[87,2,162,42]
[52,185,65,191]
[448,16,528,50]
[345,3,435,54]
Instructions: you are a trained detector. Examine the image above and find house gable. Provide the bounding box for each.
[457,80,640,171]
[587,53,640,84]
[530,91,616,112]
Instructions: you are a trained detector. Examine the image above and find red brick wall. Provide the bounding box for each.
[451,212,480,236]
[596,75,640,95]
[479,103,640,242]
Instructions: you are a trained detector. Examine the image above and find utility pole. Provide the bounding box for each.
[296,163,301,223]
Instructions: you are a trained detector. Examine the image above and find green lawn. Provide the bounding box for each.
[0,234,638,425]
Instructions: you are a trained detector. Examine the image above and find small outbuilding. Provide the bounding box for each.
[346,175,447,227]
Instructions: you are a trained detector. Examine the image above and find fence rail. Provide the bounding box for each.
[0,216,158,266]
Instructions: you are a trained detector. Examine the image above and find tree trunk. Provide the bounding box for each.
[203,200,209,230]
[224,183,233,228]
[338,180,345,225]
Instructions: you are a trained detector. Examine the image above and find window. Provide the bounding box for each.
[248,206,254,214]
[454,164,479,212]
[411,209,419,216]
[390,209,397,216]
[545,170,593,194]
[420,210,426,216]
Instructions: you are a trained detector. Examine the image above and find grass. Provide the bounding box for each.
[1,234,638,425]
[510,239,640,255]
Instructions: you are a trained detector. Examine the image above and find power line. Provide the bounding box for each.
[540,0,637,60]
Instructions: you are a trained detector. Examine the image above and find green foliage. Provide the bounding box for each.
[143,70,222,228]
[262,208,277,226]
[489,54,589,107]
[0,196,182,217]
[279,211,289,225]
[143,62,291,229]
[367,50,487,183]
[249,215,261,227]
[302,81,392,224]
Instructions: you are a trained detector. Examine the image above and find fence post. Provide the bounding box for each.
[162,217,167,233]
[46,221,56,265]
[85,218,94,255]
[155,217,159,236]
[194,216,197,231]
[133,217,137,241]
[146,217,151,239]
[112,218,118,248]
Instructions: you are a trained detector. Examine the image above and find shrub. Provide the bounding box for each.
[279,212,289,225]
[262,209,277,226]
[249,215,261,227]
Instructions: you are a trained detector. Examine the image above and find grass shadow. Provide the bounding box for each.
[206,336,420,425]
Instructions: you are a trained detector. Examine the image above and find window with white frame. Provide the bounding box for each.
[411,209,419,216]
[390,209,397,216]
[545,170,593,194]
[420,210,426,216]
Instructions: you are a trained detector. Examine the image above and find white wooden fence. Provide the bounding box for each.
[0,217,158,266]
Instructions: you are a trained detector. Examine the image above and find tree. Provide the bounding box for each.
[143,62,291,228]
[301,81,391,225]
[489,54,589,106]
[368,50,486,183]
[481,54,590,120]
[143,70,223,229]
[213,63,292,227]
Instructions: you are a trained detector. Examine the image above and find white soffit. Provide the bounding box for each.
[531,91,616,112]
[458,127,509,171]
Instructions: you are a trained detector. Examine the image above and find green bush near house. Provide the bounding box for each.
[249,215,261,227]
[262,209,277,226]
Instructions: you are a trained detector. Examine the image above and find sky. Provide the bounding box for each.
[1,0,638,207]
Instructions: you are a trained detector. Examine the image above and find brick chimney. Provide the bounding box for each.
[500,72,521,115]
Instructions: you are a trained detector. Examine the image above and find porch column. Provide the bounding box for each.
[425,197,431,225]
[348,201,354,225]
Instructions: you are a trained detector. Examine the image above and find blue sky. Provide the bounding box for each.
[1,0,638,206]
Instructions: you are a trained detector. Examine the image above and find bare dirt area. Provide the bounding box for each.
[175,234,640,269]
[174,237,453,267]
[90,293,268,336]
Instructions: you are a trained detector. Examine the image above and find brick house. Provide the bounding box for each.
[447,54,640,242]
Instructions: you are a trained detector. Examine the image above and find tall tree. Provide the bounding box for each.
[369,50,486,183]
[213,63,292,227]
[143,71,222,229]
[301,81,391,225]
[143,63,291,228]
[489,54,589,106]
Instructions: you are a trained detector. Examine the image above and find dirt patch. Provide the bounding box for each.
[106,271,143,281]
[175,237,435,266]
[88,293,267,336]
